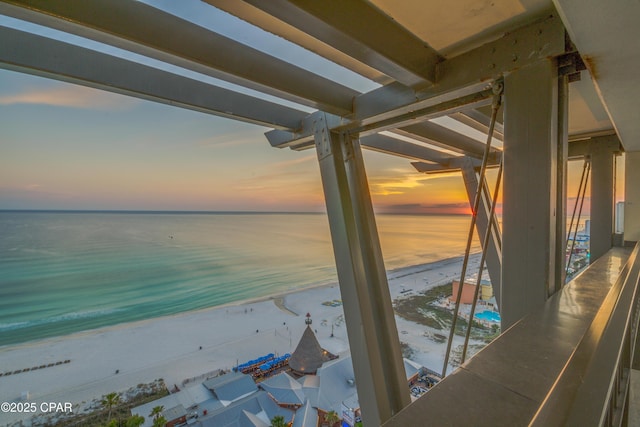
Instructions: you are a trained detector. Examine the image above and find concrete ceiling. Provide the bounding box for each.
[207,0,625,149]
[372,0,635,150]
[553,0,640,151]
[370,0,553,56]
[371,0,619,141]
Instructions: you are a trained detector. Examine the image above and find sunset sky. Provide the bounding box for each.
[0,0,473,215]
[0,68,475,214]
[0,1,620,215]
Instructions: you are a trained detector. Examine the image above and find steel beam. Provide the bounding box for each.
[1,2,566,145]
[554,74,569,291]
[360,134,452,164]
[0,0,359,115]
[433,12,565,101]
[205,0,441,88]
[266,12,564,151]
[395,121,500,159]
[266,113,345,149]
[451,110,505,142]
[411,163,459,174]
[202,0,393,85]
[342,88,494,137]
[567,134,622,157]
[267,89,498,156]
[502,59,559,329]
[353,12,565,121]
[412,154,501,174]
[460,158,503,306]
[312,112,410,425]
[590,144,615,262]
[0,26,307,130]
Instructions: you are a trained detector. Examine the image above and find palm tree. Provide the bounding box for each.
[271,415,286,427]
[126,414,145,427]
[152,416,167,427]
[150,405,164,422]
[325,410,340,427]
[101,392,120,421]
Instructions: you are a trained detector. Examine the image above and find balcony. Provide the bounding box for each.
[384,242,640,426]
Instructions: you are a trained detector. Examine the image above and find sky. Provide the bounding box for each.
[0,0,474,214]
[0,1,623,215]
[0,68,475,214]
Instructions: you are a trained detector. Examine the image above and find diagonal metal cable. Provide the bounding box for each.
[566,159,589,256]
[461,155,503,364]
[566,159,591,276]
[441,80,503,378]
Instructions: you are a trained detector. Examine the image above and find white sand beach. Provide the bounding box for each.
[0,254,482,426]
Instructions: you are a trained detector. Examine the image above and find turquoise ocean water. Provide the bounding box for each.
[0,211,474,347]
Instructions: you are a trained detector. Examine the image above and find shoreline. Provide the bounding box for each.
[0,253,477,351]
[0,253,483,426]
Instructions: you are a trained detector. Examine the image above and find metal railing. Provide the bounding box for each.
[531,241,640,426]
[383,244,640,427]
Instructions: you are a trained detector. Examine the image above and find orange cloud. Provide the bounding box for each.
[0,84,138,110]
[369,171,437,196]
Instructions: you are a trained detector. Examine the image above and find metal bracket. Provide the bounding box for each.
[558,51,587,81]
[342,134,355,162]
[492,79,504,109]
[312,112,332,160]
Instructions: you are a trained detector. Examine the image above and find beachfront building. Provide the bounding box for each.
[131,321,428,427]
[132,372,294,427]
[296,355,430,426]
[444,279,500,327]
[292,400,318,427]
[448,280,478,305]
[260,372,307,410]
[132,383,215,427]
[288,313,338,377]
[162,406,187,427]
[202,372,260,406]
[3,1,640,425]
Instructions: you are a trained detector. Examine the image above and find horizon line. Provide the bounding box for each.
[0,208,472,216]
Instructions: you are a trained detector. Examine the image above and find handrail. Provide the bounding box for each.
[531,241,640,426]
[383,245,636,427]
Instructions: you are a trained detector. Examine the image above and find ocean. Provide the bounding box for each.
[0,211,475,346]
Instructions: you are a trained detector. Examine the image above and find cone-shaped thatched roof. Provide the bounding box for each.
[288,326,336,376]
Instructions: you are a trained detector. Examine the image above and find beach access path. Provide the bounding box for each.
[0,253,482,426]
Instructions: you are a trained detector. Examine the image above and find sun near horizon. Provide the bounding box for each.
[0,70,482,216]
[1,69,619,215]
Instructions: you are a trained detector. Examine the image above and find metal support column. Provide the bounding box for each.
[502,60,559,329]
[625,152,640,244]
[590,145,615,262]
[460,157,502,307]
[312,112,410,426]
[554,74,569,291]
